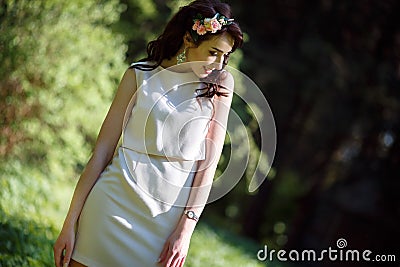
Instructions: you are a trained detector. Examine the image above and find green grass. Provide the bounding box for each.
[0,166,285,267]
[0,213,56,267]
[187,222,266,267]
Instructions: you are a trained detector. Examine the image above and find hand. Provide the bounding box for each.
[53,225,76,267]
[157,229,192,267]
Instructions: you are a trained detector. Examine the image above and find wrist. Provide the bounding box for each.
[184,210,199,222]
[62,214,78,231]
[176,213,197,234]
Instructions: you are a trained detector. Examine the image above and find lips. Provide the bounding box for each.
[204,66,214,74]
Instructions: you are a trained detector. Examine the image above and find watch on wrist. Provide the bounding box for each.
[184,210,199,222]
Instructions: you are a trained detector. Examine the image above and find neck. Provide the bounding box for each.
[161,45,186,69]
[160,58,175,69]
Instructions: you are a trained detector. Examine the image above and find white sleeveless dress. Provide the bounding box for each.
[71,64,213,266]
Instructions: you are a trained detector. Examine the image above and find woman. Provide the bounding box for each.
[53,0,243,266]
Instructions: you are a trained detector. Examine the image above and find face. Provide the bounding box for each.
[185,32,234,78]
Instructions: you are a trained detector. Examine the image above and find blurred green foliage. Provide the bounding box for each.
[0,0,125,265]
[1,0,126,179]
[0,212,56,267]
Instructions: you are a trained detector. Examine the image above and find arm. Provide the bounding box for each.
[53,68,137,267]
[158,72,234,267]
[180,83,234,230]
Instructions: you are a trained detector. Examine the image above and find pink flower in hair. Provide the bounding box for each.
[191,13,233,39]
[192,20,200,31]
[203,18,220,33]
[196,24,207,35]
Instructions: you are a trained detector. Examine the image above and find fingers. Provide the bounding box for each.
[53,239,74,267]
[63,240,74,267]
[165,249,179,267]
[53,242,65,267]
[170,254,186,267]
[178,256,186,267]
[159,246,185,267]
[170,254,185,267]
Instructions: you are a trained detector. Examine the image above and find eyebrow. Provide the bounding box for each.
[211,47,231,54]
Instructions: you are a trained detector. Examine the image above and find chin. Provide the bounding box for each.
[197,73,209,79]
[193,70,209,79]
[190,63,213,78]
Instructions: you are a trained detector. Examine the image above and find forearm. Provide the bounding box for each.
[178,95,233,234]
[186,160,217,214]
[177,140,223,234]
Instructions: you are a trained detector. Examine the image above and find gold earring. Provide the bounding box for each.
[176,47,187,64]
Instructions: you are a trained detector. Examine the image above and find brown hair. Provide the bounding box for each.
[131,0,243,98]
[134,0,242,68]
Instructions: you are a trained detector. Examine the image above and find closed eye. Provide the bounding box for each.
[209,51,218,56]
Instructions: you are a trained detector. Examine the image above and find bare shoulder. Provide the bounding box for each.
[121,68,137,89]
[217,70,234,101]
[218,70,234,88]
[125,67,136,77]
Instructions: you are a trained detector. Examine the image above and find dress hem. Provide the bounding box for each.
[72,252,104,267]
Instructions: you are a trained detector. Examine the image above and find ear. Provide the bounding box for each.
[183,32,195,48]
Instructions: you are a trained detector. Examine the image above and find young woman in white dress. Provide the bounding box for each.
[53,0,243,266]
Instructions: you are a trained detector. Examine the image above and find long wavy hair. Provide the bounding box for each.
[130,0,243,98]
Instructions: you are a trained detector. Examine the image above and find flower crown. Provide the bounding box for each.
[191,13,234,42]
